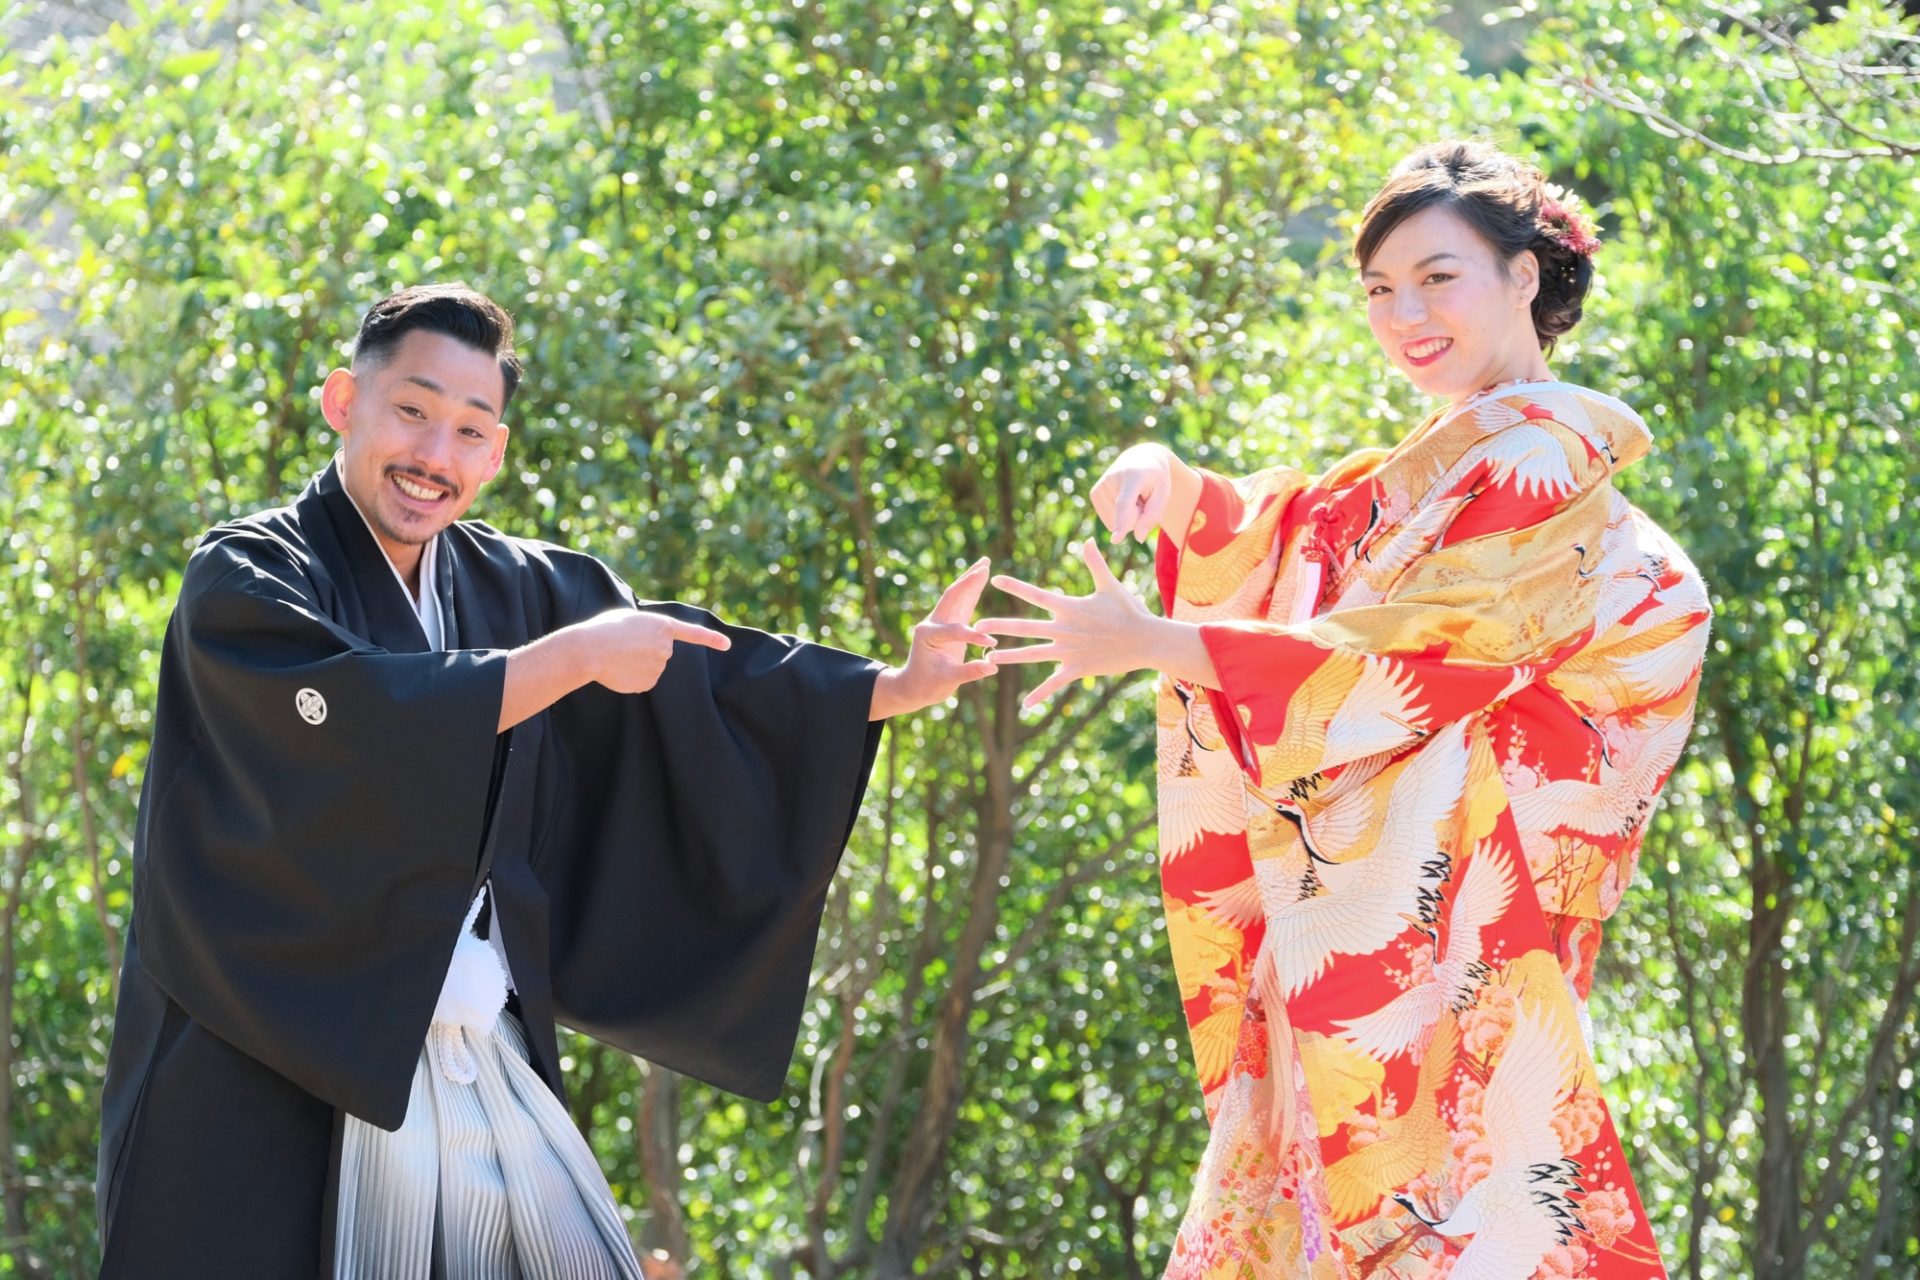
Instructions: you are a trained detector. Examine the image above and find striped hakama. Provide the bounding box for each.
[334,893,644,1279]
[334,1011,643,1279]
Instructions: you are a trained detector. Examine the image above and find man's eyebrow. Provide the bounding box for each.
[400,373,498,418]
[1362,252,1463,279]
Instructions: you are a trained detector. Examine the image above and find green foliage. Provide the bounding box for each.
[1,1,1914,1276]
[1516,5,1920,1276]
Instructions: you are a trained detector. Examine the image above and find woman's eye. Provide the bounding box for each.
[1368,285,1390,298]
[400,404,424,418]
[1425,273,1454,286]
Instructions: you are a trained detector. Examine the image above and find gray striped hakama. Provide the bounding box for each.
[334,1010,644,1279]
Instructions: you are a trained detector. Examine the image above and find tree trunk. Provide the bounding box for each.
[873,674,1020,1276]
[1,686,47,1279]
[67,570,121,1001]
[1741,831,1799,1279]
[567,1040,613,1143]
[636,1062,689,1266]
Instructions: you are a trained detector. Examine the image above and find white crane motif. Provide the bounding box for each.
[1262,724,1468,997]
[1394,1008,1586,1280]
[1157,684,1249,860]
[1508,715,1694,841]
[1332,840,1518,1061]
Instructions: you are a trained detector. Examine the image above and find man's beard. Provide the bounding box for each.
[372,506,439,546]
[375,465,462,545]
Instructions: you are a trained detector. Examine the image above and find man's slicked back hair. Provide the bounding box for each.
[351,284,524,408]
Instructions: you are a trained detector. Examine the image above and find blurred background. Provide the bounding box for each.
[1,0,1915,1275]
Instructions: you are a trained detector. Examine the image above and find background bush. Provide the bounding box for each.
[2,1,1915,1275]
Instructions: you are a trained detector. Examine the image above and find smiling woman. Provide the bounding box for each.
[983,140,1711,1277]
[1357,143,1601,401]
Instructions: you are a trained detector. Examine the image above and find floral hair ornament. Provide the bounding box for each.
[1538,185,1601,257]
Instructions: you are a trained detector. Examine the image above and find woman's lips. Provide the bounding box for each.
[1404,337,1453,368]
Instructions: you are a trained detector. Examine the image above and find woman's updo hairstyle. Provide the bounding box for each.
[1354,139,1599,355]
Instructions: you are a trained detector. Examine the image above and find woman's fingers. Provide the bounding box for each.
[918,620,997,648]
[976,617,1055,640]
[1078,539,1123,591]
[1022,668,1077,711]
[986,642,1062,666]
[1135,484,1171,543]
[1108,473,1142,541]
[990,574,1072,610]
[1090,470,1122,534]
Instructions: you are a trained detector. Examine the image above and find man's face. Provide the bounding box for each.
[320,329,510,565]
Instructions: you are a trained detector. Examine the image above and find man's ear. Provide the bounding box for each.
[320,368,357,437]
[481,425,510,485]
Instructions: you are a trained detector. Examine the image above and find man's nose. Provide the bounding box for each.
[412,422,459,472]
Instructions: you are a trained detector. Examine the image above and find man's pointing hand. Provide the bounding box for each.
[581,609,732,695]
[498,608,732,732]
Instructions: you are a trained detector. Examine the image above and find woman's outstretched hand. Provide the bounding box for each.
[1090,443,1204,549]
[984,541,1217,711]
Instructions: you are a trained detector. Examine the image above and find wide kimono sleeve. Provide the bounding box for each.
[533,556,886,1102]
[1168,421,1614,791]
[133,529,510,1129]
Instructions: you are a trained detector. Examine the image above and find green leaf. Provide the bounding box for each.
[159,48,221,80]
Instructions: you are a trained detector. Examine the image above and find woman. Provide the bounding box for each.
[985,140,1708,1277]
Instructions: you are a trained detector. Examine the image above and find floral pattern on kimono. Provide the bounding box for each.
[1153,383,1709,1279]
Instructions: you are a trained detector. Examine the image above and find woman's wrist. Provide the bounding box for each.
[1139,614,1220,689]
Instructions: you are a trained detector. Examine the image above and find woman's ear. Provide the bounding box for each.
[1510,248,1542,309]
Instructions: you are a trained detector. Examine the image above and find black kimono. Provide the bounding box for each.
[95,462,884,1276]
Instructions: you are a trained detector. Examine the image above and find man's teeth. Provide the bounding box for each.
[1408,339,1450,359]
[394,476,445,501]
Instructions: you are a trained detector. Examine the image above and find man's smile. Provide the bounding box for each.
[388,468,456,510]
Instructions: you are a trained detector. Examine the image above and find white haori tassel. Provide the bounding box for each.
[430,891,510,1085]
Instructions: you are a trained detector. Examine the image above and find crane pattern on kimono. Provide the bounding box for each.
[1152,383,1708,1279]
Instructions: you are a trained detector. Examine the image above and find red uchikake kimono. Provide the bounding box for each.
[1154,382,1708,1279]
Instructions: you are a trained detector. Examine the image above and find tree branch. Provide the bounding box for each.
[1016,676,1133,792]
[1550,71,1906,164]
[1801,857,1920,1245]
[975,809,1157,996]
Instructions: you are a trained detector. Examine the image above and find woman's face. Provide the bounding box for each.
[1361,204,1548,404]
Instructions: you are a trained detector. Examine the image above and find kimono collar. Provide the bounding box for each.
[295,460,459,653]
[1303,380,1656,580]
[337,471,446,650]
[1407,379,1654,476]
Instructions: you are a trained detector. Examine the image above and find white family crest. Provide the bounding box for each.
[295,687,328,726]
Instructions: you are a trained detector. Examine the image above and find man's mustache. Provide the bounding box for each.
[385,465,462,501]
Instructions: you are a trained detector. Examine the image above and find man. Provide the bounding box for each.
[95,285,995,1276]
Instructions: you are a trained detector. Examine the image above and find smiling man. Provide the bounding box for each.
[95,285,995,1277]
